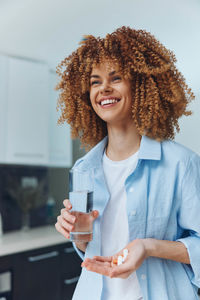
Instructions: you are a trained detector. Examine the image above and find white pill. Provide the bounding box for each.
[117,255,123,266]
[123,248,129,258]
[122,248,129,262]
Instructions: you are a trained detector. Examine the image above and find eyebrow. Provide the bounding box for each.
[90,70,117,79]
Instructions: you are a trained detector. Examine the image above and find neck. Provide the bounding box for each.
[106,122,141,161]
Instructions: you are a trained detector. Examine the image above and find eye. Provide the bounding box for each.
[112,76,121,81]
[90,80,100,86]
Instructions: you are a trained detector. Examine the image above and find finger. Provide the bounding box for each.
[93,256,112,263]
[55,222,70,239]
[82,259,113,277]
[109,262,135,278]
[57,215,74,232]
[63,199,72,210]
[83,260,131,278]
[90,210,99,221]
[61,209,76,224]
[82,258,132,278]
[82,259,110,269]
[82,258,109,267]
[82,256,136,278]
[110,262,135,278]
[86,258,110,267]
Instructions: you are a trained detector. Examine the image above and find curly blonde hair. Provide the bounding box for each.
[56,26,194,149]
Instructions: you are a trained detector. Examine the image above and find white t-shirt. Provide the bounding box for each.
[101,150,143,300]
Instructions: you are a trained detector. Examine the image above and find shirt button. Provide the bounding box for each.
[141,274,146,280]
[129,187,134,193]
[131,210,137,216]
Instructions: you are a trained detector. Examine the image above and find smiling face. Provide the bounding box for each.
[89,62,133,126]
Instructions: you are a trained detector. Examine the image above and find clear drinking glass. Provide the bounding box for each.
[69,169,94,242]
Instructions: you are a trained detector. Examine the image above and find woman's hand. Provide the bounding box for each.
[55,199,99,252]
[81,238,190,276]
[81,239,148,278]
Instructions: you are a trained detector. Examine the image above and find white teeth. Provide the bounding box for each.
[100,99,119,106]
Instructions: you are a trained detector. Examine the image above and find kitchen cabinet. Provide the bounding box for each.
[0,255,13,300]
[0,226,82,299]
[60,244,83,299]
[0,55,8,162]
[48,71,72,167]
[0,55,72,167]
[1,242,82,300]
[5,57,49,166]
[13,245,60,300]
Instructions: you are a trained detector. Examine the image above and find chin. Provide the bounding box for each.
[98,115,117,124]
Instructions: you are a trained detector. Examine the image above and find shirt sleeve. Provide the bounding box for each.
[72,242,85,260]
[176,153,200,288]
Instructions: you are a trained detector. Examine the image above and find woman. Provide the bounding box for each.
[55,26,200,300]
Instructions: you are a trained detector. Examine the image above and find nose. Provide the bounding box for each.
[99,81,113,94]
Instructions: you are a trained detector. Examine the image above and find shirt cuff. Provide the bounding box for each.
[177,235,200,288]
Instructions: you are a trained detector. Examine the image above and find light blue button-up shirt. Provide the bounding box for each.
[72,135,200,300]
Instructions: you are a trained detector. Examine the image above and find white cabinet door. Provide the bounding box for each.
[0,55,9,163]
[0,56,8,163]
[48,71,72,167]
[5,57,49,165]
[0,55,8,164]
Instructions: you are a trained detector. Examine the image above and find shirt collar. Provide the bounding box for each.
[139,135,161,161]
[80,135,161,169]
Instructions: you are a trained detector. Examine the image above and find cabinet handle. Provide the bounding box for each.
[64,276,79,285]
[14,152,44,158]
[64,247,75,254]
[28,251,59,262]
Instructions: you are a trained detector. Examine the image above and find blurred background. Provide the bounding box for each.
[0,0,199,299]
